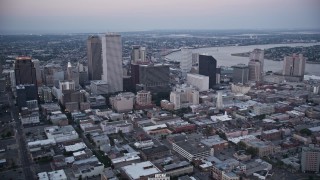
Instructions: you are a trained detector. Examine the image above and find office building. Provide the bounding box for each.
[283,53,306,81]
[90,80,109,95]
[253,103,275,115]
[14,56,37,86]
[232,64,249,84]
[198,55,217,88]
[136,90,152,106]
[138,64,170,93]
[131,45,147,63]
[248,49,264,82]
[101,33,123,93]
[170,84,199,110]
[32,59,42,85]
[16,84,38,108]
[216,91,224,109]
[109,92,135,112]
[301,145,320,173]
[87,35,102,80]
[186,73,209,91]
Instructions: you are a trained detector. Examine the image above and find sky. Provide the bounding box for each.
[0,0,319,34]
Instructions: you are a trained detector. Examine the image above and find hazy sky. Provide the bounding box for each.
[1,0,319,33]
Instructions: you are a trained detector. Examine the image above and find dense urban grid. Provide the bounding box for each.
[1,30,320,180]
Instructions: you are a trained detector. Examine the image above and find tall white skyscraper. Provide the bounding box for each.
[131,45,147,63]
[248,49,264,82]
[283,54,306,79]
[216,91,224,109]
[101,33,123,93]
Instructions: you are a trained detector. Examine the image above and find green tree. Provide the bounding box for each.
[300,128,312,136]
[237,141,247,150]
[246,147,258,157]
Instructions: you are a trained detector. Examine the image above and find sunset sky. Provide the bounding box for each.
[0,0,319,33]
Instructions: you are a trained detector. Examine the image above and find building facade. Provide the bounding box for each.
[198,55,217,88]
[301,145,320,173]
[15,56,37,86]
[87,35,103,80]
[283,53,306,81]
[101,33,123,93]
[186,73,209,91]
[232,64,249,84]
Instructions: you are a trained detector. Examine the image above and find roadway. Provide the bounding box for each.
[8,93,35,180]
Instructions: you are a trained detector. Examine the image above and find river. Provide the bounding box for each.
[165,42,320,76]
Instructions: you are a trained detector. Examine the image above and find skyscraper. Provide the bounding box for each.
[232,64,249,84]
[216,91,224,109]
[131,45,147,63]
[15,56,37,86]
[198,55,217,88]
[87,35,102,80]
[282,53,306,80]
[248,49,264,82]
[101,33,123,93]
[32,59,42,86]
[138,64,170,93]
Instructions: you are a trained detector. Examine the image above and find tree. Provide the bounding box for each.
[237,141,247,150]
[300,128,312,136]
[246,147,258,157]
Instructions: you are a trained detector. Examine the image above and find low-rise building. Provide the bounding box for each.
[72,159,104,178]
[241,139,275,157]
[121,161,161,180]
[44,125,79,143]
[140,145,170,161]
[37,170,67,180]
[201,135,228,153]
[261,129,282,141]
[253,103,275,115]
[90,80,109,95]
[172,140,214,162]
[163,161,193,177]
[110,92,135,112]
[21,111,40,125]
[100,121,133,134]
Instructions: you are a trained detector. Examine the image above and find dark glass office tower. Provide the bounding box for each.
[87,35,102,80]
[199,55,217,88]
[14,57,37,86]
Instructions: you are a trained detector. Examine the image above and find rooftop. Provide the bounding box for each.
[122,161,161,180]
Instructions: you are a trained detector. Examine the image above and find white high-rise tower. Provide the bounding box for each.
[216,91,224,109]
[101,33,123,93]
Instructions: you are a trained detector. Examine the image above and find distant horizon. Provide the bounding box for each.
[1,28,320,35]
[1,0,319,34]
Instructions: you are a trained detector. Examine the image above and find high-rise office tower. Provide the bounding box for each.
[282,53,306,80]
[101,33,123,93]
[131,45,147,63]
[31,59,42,86]
[232,64,249,84]
[248,60,262,82]
[198,55,217,88]
[14,56,37,86]
[138,64,170,93]
[216,91,224,109]
[87,35,102,80]
[248,49,264,82]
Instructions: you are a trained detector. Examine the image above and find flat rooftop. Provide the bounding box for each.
[122,161,161,180]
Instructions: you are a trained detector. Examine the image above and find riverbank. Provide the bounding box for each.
[231,53,320,64]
